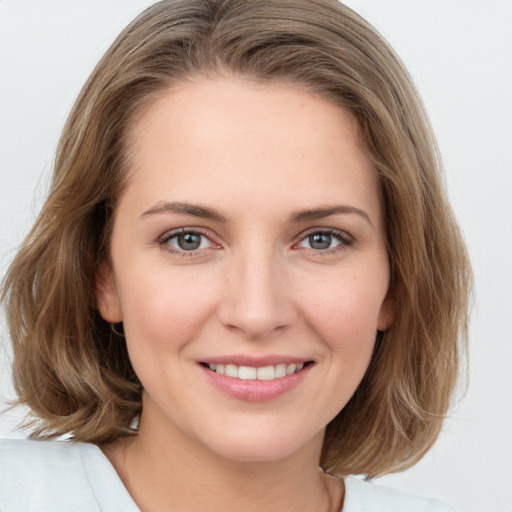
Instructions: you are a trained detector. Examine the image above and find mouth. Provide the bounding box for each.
[199,361,314,381]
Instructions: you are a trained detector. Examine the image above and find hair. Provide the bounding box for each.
[1,0,471,477]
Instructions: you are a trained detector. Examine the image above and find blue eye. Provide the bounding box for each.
[161,229,214,253]
[174,232,203,250]
[297,230,351,251]
[308,233,337,250]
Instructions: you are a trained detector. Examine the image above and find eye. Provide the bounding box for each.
[297,229,352,252]
[160,229,216,254]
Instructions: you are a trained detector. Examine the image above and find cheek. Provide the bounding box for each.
[116,264,220,355]
[304,272,387,409]
[297,269,387,354]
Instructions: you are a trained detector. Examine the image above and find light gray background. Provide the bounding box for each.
[1,2,511,511]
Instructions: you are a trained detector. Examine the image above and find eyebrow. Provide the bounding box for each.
[141,201,228,222]
[289,205,372,226]
[141,201,372,226]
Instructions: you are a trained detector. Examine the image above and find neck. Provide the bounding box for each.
[102,408,343,512]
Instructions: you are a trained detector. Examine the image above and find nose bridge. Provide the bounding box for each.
[219,241,293,339]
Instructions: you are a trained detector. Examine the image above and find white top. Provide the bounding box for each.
[0,439,455,511]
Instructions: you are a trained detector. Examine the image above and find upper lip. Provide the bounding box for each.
[200,355,313,367]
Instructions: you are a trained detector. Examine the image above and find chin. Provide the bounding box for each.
[197,423,323,464]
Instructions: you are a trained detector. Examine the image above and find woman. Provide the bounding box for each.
[0,1,471,510]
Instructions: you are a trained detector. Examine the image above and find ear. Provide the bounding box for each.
[95,261,123,323]
[377,292,395,332]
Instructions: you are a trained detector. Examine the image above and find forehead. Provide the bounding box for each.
[120,77,381,224]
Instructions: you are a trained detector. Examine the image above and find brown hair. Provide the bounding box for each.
[1,0,471,477]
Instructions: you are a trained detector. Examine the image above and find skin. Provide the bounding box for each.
[97,76,393,512]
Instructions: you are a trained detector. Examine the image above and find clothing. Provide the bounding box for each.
[0,438,455,511]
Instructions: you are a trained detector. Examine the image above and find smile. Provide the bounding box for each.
[202,362,308,381]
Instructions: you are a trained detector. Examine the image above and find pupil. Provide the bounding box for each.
[178,233,201,250]
[310,233,331,250]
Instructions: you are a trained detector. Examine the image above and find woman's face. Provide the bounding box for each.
[97,77,392,462]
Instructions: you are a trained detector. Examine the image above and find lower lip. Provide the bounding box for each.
[199,364,312,402]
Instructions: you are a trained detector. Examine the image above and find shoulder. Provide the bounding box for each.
[0,438,102,512]
[0,438,139,512]
[342,476,456,512]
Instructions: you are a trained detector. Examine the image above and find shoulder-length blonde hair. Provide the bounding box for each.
[1,0,471,477]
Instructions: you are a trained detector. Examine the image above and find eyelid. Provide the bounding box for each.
[293,227,354,253]
[297,226,353,241]
[156,226,353,258]
[158,227,221,256]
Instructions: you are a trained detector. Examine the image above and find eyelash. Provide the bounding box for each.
[158,228,216,258]
[158,227,353,257]
[296,228,353,255]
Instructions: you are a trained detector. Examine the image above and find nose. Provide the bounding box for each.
[217,248,296,340]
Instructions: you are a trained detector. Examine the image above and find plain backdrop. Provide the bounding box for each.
[1,2,511,511]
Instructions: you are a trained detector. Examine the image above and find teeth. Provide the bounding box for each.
[225,364,238,378]
[238,366,257,380]
[257,365,275,380]
[286,363,296,375]
[206,362,306,380]
[275,363,287,378]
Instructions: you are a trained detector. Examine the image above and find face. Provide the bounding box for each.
[97,77,392,463]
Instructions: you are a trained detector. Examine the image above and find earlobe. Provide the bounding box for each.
[377,293,395,332]
[95,261,123,323]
